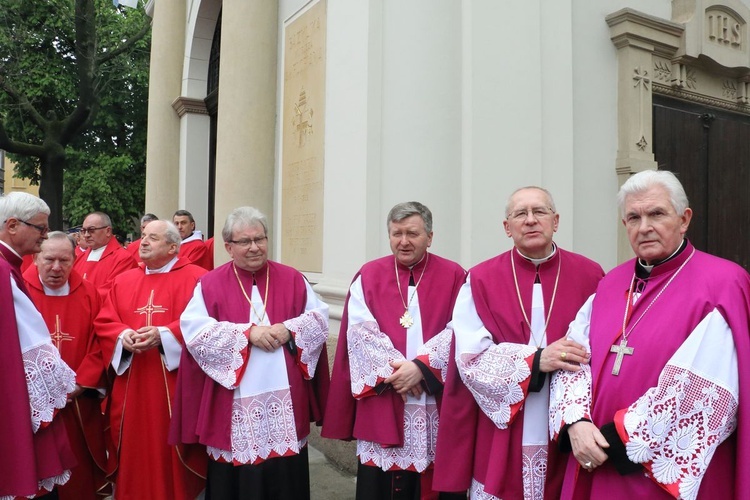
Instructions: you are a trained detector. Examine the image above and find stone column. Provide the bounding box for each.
[144,0,185,218]
[213,0,279,266]
[606,9,683,262]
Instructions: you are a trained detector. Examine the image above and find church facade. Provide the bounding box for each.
[144,0,750,325]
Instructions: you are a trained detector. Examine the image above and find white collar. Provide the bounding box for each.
[42,279,70,296]
[145,256,179,274]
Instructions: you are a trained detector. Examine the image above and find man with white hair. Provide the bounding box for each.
[550,170,750,499]
[0,192,76,498]
[95,220,208,499]
[23,232,109,499]
[171,206,330,500]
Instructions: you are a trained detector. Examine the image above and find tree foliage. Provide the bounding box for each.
[0,0,151,235]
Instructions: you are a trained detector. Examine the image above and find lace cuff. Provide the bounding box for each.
[187,321,251,389]
[549,364,592,440]
[347,321,405,397]
[284,310,328,379]
[416,327,452,383]
[24,343,76,432]
[457,342,536,429]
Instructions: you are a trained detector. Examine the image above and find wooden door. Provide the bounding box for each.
[653,95,750,271]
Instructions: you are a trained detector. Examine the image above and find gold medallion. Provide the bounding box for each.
[399,311,414,328]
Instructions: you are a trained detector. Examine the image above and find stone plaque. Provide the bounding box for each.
[281,0,326,273]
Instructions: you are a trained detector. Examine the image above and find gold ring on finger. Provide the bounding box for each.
[560,351,567,360]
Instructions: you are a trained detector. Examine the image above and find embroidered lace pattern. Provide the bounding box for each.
[548,364,592,439]
[357,401,439,473]
[188,322,250,389]
[622,365,738,500]
[283,310,328,379]
[470,478,501,500]
[24,343,76,432]
[206,388,301,465]
[457,343,537,429]
[0,469,71,500]
[347,321,405,396]
[417,328,452,382]
[522,444,547,500]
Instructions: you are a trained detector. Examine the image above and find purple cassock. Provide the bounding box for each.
[550,241,750,500]
[433,246,603,500]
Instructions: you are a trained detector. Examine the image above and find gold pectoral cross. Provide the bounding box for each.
[50,315,73,350]
[399,311,414,329]
[610,338,634,375]
[134,290,168,326]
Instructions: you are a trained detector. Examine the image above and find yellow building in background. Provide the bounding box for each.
[1,151,39,196]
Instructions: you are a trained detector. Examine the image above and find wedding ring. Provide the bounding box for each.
[560,351,567,360]
[274,339,280,345]
[584,461,592,469]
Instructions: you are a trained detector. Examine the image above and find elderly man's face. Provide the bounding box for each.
[36,238,75,289]
[6,212,49,256]
[81,214,112,250]
[139,221,178,269]
[623,185,692,265]
[173,215,195,240]
[388,215,433,267]
[503,188,559,259]
[225,223,268,272]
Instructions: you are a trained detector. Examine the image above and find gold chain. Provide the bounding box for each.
[511,248,561,348]
[233,263,270,324]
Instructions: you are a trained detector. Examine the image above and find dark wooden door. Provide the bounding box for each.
[653,95,750,271]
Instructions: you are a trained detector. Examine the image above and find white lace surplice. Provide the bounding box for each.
[11,276,76,496]
[347,276,443,472]
[453,274,551,500]
[182,279,329,465]
[549,298,738,500]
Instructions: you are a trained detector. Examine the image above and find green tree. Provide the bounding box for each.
[0,0,150,232]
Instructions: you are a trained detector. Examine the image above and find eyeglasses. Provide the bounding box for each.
[228,236,268,249]
[18,219,50,235]
[80,225,109,235]
[507,207,555,221]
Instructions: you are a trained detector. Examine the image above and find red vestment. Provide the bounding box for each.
[179,238,210,270]
[125,238,142,263]
[0,243,76,498]
[74,238,137,299]
[23,266,109,500]
[95,258,208,500]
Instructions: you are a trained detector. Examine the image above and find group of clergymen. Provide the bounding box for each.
[1,168,748,500]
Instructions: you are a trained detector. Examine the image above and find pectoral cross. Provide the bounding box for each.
[610,338,634,376]
[134,290,168,326]
[50,315,73,350]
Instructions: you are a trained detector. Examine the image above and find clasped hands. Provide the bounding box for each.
[384,360,424,402]
[539,337,590,373]
[122,326,162,353]
[249,323,291,352]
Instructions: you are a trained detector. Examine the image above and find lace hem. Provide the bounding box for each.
[457,343,536,429]
[417,328,452,383]
[356,401,439,473]
[470,479,500,500]
[206,388,301,465]
[24,343,76,432]
[347,321,405,396]
[548,364,592,439]
[622,365,738,500]
[0,469,72,500]
[284,310,328,378]
[187,321,250,389]
[522,444,547,500]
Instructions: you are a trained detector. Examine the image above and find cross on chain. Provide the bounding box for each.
[134,290,168,327]
[609,338,634,376]
[50,315,73,350]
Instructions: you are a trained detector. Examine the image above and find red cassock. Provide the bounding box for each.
[125,238,142,263]
[179,239,211,270]
[23,266,110,500]
[94,258,208,500]
[73,238,137,299]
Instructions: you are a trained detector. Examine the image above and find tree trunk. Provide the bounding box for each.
[38,152,66,230]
